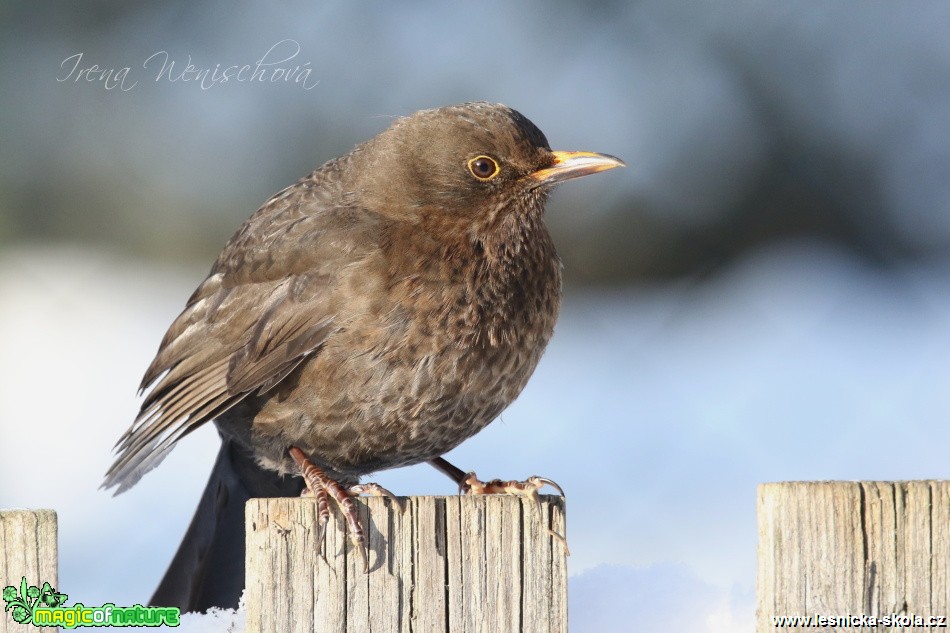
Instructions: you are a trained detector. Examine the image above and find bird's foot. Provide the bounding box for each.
[289,446,386,572]
[348,481,395,498]
[428,457,569,553]
[349,482,406,511]
[459,472,564,497]
[462,472,570,554]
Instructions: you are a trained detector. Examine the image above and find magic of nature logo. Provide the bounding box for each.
[3,577,180,628]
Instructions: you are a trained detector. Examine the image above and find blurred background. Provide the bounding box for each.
[2,1,950,631]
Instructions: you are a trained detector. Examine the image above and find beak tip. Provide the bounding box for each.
[590,152,626,170]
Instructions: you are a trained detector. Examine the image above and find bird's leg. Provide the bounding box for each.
[428,456,468,484]
[427,456,569,553]
[289,446,370,571]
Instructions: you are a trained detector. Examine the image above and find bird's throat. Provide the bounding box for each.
[462,208,561,349]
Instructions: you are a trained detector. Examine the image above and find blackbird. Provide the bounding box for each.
[103,101,623,611]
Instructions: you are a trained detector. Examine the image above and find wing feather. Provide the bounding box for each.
[103,177,380,494]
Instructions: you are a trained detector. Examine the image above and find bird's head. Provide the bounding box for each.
[346,102,624,233]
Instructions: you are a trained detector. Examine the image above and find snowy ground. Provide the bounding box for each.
[3,240,950,632]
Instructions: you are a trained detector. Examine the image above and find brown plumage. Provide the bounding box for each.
[103,102,623,610]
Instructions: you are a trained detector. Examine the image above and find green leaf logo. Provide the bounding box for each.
[3,576,66,625]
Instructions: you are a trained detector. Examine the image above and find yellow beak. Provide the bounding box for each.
[528,150,626,185]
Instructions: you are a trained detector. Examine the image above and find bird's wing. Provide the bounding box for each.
[103,178,381,494]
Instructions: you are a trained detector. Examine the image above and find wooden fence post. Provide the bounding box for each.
[757,481,950,632]
[245,495,567,633]
[0,510,58,633]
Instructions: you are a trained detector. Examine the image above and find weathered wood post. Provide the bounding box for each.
[758,481,950,632]
[0,510,58,633]
[245,495,567,633]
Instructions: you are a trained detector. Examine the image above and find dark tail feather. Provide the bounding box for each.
[149,438,304,612]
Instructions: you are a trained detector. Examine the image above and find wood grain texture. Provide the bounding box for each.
[0,510,57,633]
[758,481,950,632]
[245,495,567,633]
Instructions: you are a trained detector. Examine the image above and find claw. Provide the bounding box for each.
[334,493,368,573]
[546,527,571,556]
[530,476,564,497]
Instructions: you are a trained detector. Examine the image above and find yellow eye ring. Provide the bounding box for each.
[467,155,500,180]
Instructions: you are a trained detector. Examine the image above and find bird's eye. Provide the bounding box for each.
[467,155,500,180]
